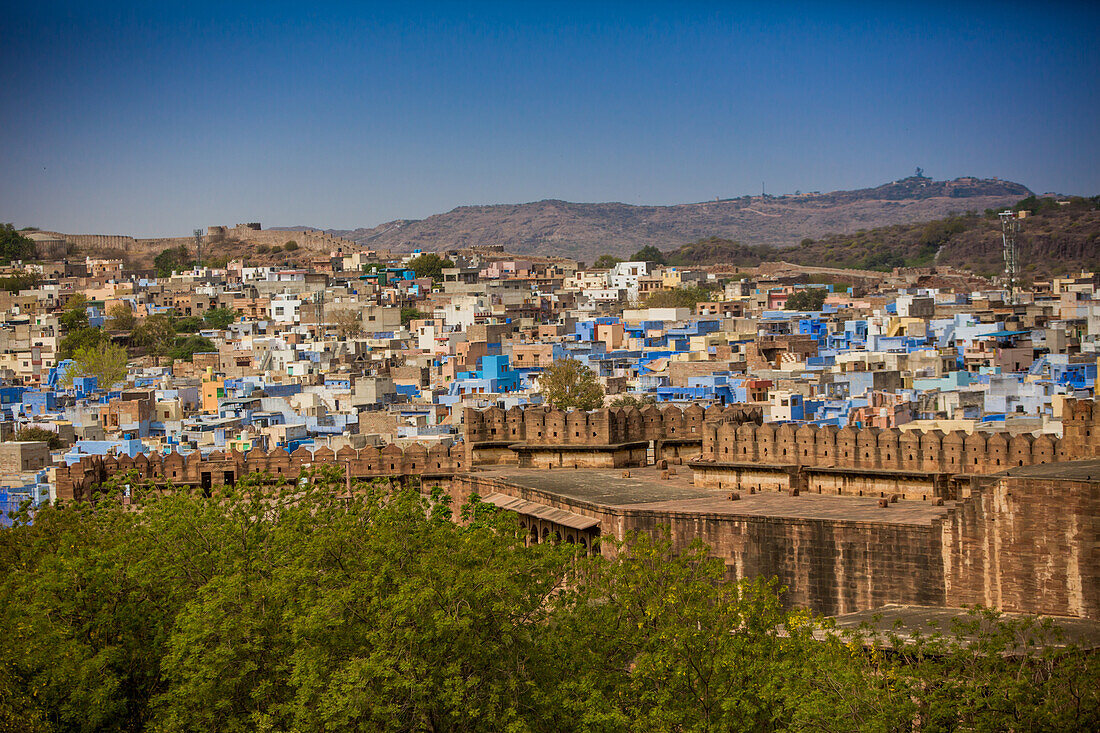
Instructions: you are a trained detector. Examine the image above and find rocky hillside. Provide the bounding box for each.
[662,195,1100,279]
[316,176,1031,261]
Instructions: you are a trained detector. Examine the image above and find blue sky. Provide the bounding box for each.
[2,1,1098,237]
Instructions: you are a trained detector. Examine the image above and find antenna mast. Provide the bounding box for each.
[998,210,1021,305]
[193,228,204,269]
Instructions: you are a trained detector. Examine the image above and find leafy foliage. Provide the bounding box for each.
[105,303,136,331]
[593,254,622,269]
[608,393,657,408]
[537,357,604,410]
[13,426,63,450]
[0,270,42,293]
[642,285,713,309]
[153,246,192,277]
[407,253,454,282]
[167,335,216,362]
[784,288,828,311]
[57,327,109,360]
[171,316,204,334]
[203,307,237,330]
[133,314,177,356]
[1,476,1095,732]
[58,295,90,332]
[400,306,426,327]
[631,245,667,265]
[62,341,129,390]
[0,223,35,263]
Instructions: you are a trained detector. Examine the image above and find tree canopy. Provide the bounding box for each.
[0,471,1095,732]
[12,426,63,450]
[631,245,667,265]
[0,223,35,264]
[400,306,426,327]
[133,314,177,356]
[642,285,713,309]
[105,303,136,331]
[203,307,236,330]
[153,246,192,277]
[58,294,90,332]
[0,270,41,293]
[331,309,363,338]
[167,335,216,363]
[537,357,605,410]
[785,288,828,311]
[57,326,109,361]
[407,253,454,282]
[61,341,129,390]
[593,254,622,269]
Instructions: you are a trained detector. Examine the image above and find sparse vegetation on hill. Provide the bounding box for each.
[323,176,1031,260]
[662,195,1100,277]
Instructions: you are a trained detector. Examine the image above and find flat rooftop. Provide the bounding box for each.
[1003,459,1100,482]
[473,465,953,526]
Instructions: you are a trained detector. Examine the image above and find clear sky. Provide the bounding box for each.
[2,1,1098,237]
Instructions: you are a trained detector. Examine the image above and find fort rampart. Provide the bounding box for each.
[55,442,466,502]
[463,403,763,467]
[691,398,1100,500]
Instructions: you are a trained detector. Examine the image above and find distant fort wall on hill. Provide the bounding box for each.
[37,222,363,263]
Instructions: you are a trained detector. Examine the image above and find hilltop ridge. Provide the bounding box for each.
[295,175,1031,261]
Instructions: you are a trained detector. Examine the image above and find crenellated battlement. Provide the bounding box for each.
[463,403,763,447]
[54,442,466,502]
[697,397,1100,474]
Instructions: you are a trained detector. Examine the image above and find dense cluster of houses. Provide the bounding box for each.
[2,244,1098,518]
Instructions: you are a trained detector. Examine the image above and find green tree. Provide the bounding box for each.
[167,335,216,362]
[61,341,129,390]
[593,254,622,269]
[153,246,192,277]
[0,270,41,293]
[537,357,604,410]
[13,426,63,450]
[631,245,667,265]
[284,240,299,251]
[784,288,828,311]
[0,472,1096,732]
[203,307,237,330]
[550,533,861,730]
[643,285,713,309]
[172,316,204,334]
[59,293,90,332]
[0,223,35,263]
[400,306,426,327]
[609,393,657,408]
[133,314,177,356]
[407,253,454,282]
[106,303,136,331]
[57,326,108,360]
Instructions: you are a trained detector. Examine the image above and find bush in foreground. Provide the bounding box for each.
[0,470,1095,732]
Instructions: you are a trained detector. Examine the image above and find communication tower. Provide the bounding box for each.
[998,210,1021,304]
[193,229,204,268]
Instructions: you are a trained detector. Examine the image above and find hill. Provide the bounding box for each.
[660,195,1100,278]
[314,175,1031,261]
